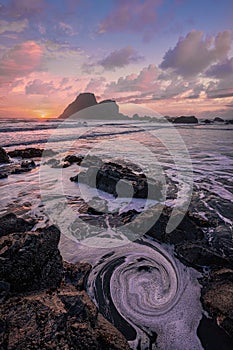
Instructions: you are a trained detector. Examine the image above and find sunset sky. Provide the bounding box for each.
[0,0,233,119]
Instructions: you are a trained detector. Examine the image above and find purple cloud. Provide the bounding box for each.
[99,46,143,70]
[98,0,161,39]
[206,57,233,79]
[160,30,232,77]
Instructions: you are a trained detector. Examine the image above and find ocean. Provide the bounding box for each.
[0,118,233,349]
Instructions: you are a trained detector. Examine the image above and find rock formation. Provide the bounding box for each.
[0,214,130,350]
[173,115,198,124]
[59,93,123,120]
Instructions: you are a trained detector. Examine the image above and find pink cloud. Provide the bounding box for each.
[25,79,57,95]
[106,64,160,93]
[0,41,43,81]
[85,77,106,93]
[160,30,232,77]
[99,46,143,70]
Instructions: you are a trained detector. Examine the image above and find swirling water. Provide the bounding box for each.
[0,118,233,349]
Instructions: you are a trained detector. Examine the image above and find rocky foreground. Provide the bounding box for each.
[0,148,233,348]
[0,215,130,350]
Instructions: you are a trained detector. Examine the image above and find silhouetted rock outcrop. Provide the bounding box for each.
[59,93,125,120]
[59,92,97,119]
[173,116,198,124]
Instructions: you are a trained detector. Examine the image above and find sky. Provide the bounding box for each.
[0,0,233,119]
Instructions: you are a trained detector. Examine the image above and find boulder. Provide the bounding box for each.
[0,147,10,164]
[0,225,63,293]
[173,115,198,124]
[71,161,162,200]
[201,269,233,338]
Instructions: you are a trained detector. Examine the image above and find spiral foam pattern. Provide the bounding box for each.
[87,238,203,350]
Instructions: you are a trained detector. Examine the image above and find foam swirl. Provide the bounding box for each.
[87,238,203,350]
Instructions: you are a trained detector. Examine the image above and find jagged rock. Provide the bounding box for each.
[0,217,130,350]
[0,173,8,179]
[71,161,162,200]
[0,225,63,293]
[8,148,56,159]
[0,285,130,350]
[173,115,198,124]
[59,93,97,119]
[0,213,35,238]
[201,269,233,338]
[0,147,10,164]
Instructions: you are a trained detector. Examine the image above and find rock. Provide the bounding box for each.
[0,147,10,164]
[59,93,97,119]
[0,173,8,179]
[63,154,84,165]
[21,160,36,168]
[8,148,56,159]
[201,269,233,338]
[59,93,124,120]
[0,217,130,350]
[203,119,213,124]
[173,115,198,124]
[175,242,232,270]
[0,213,35,238]
[0,286,130,350]
[0,225,63,293]
[11,160,36,174]
[214,117,224,122]
[71,161,162,200]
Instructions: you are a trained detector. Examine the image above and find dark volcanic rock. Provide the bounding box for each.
[0,173,8,179]
[0,225,63,293]
[8,148,56,159]
[0,147,10,164]
[173,115,198,124]
[59,92,97,119]
[71,161,162,200]
[201,269,233,338]
[0,213,35,238]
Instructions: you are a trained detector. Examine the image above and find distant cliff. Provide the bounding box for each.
[59,93,124,120]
